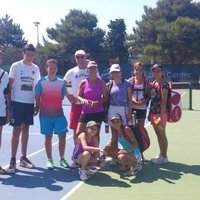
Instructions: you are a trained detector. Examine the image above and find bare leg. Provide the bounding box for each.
[153,125,168,157]
[0,126,2,148]
[58,134,66,159]
[11,126,21,158]
[21,124,29,157]
[78,151,91,170]
[45,134,53,159]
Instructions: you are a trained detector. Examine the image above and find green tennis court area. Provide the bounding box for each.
[65,89,200,200]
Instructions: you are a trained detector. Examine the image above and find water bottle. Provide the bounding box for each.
[132,111,136,126]
[105,123,109,133]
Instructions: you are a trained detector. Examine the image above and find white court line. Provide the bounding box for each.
[60,182,84,200]
[3,130,41,135]
[3,134,73,169]
[60,167,99,200]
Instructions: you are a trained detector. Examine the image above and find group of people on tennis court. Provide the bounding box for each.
[0,44,170,181]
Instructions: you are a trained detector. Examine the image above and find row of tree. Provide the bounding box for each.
[0,0,200,73]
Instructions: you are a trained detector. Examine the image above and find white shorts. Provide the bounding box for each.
[108,105,128,126]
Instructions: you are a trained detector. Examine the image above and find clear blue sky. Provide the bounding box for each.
[0,0,199,46]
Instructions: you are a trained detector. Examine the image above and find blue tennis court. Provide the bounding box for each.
[0,101,111,200]
[0,89,193,200]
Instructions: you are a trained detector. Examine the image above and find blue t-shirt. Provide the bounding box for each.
[109,80,131,106]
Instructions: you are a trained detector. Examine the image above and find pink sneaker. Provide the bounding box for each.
[151,155,168,164]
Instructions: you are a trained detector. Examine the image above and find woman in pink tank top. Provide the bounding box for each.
[76,61,108,142]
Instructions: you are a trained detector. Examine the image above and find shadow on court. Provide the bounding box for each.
[129,161,200,184]
[0,167,80,190]
[85,160,200,188]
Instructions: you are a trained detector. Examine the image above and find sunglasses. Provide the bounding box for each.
[76,55,85,59]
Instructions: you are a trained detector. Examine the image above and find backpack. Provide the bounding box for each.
[129,77,150,106]
[0,70,5,83]
[131,112,150,152]
[153,81,182,123]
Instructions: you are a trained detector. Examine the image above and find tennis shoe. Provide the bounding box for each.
[60,158,69,168]
[70,162,79,169]
[86,168,94,176]
[79,169,89,181]
[110,158,118,166]
[20,157,35,169]
[126,163,142,176]
[151,155,168,164]
[7,157,16,174]
[46,159,54,170]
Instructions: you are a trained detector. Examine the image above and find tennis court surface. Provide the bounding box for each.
[0,89,200,200]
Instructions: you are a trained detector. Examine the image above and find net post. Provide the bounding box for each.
[189,82,193,110]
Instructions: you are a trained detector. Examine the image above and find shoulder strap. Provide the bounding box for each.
[0,70,5,82]
[144,78,149,98]
[108,80,113,95]
[129,77,135,85]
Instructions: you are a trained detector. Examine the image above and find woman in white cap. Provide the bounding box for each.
[72,121,104,181]
[105,64,132,165]
[107,64,132,125]
[76,61,108,142]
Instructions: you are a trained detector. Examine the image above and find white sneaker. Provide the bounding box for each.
[70,162,79,168]
[151,155,169,164]
[79,169,89,181]
[86,168,94,176]
[126,163,142,176]
[110,158,118,166]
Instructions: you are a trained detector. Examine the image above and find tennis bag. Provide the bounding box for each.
[153,80,182,123]
[131,125,150,153]
[167,89,182,123]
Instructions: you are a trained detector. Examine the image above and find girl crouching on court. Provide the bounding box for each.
[105,113,142,176]
[72,121,105,181]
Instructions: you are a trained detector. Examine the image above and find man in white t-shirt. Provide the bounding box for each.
[0,50,10,175]
[64,50,101,168]
[63,50,88,141]
[7,44,41,174]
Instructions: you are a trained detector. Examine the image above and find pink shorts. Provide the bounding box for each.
[69,103,82,130]
[149,112,168,126]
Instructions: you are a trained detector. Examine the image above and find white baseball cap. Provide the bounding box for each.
[109,64,121,74]
[87,61,98,68]
[75,50,86,56]
[86,121,99,128]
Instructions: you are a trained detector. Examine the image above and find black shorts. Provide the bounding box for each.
[132,108,147,120]
[79,111,105,123]
[10,101,34,126]
[0,117,6,126]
